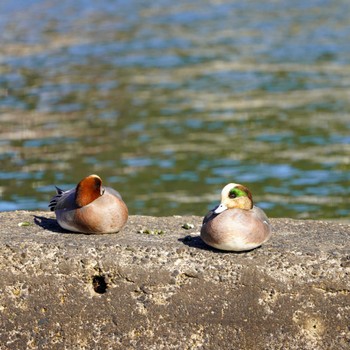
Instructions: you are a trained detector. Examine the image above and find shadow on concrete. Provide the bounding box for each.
[179,235,260,254]
[178,235,230,253]
[33,215,70,234]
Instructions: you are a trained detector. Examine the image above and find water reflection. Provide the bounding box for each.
[0,0,349,219]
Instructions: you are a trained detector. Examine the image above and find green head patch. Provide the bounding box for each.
[228,187,248,199]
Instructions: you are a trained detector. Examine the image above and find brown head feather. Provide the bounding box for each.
[75,175,103,207]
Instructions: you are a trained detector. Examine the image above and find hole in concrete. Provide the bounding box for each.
[92,275,107,294]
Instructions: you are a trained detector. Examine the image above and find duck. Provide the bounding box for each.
[49,174,128,234]
[200,183,271,251]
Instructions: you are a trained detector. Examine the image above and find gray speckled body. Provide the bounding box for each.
[201,206,271,251]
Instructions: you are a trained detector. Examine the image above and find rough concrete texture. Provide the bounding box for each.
[0,211,349,350]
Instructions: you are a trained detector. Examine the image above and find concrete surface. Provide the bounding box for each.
[0,211,349,350]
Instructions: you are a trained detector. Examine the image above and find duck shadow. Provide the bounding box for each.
[33,215,72,234]
[179,235,260,254]
[178,235,211,250]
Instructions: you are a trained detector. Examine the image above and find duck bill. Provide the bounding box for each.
[214,203,228,214]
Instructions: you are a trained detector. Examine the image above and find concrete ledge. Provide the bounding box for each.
[0,211,349,349]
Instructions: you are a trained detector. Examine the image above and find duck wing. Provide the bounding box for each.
[48,187,76,211]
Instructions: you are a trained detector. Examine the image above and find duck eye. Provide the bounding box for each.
[229,191,237,199]
[100,188,105,196]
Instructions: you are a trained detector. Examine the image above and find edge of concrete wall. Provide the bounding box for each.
[0,211,349,350]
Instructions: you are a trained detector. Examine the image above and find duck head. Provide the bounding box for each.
[214,183,253,214]
[75,174,105,207]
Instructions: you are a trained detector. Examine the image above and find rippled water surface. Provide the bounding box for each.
[1,0,350,219]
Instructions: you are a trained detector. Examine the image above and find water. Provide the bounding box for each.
[0,0,349,219]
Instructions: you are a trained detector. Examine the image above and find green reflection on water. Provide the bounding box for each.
[0,0,350,219]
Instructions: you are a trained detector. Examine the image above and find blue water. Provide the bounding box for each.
[0,0,350,219]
